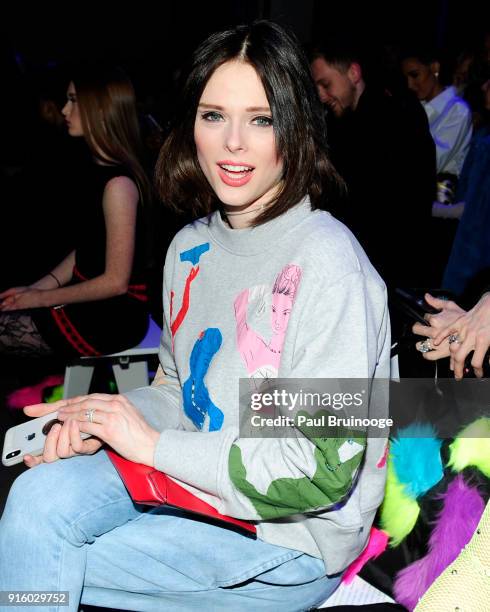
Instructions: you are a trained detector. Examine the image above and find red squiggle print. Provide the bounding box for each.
[170,266,200,348]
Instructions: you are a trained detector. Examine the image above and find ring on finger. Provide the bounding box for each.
[418,338,433,353]
[85,408,96,423]
[448,334,461,345]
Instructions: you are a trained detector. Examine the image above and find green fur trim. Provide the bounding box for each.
[380,459,420,547]
[45,385,64,403]
[448,418,490,477]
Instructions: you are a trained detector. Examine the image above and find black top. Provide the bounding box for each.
[325,86,437,288]
[75,164,147,283]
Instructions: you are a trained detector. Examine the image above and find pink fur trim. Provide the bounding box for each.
[342,527,389,584]
[377,442,389,468]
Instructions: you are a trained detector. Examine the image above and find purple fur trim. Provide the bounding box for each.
[394,474,484,611]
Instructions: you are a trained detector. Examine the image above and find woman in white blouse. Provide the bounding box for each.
[402,50,472,179]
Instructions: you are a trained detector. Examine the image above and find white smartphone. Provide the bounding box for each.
[2,411,91,467]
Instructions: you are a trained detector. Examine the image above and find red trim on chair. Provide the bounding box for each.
[127,285,148,302]
[51,307,102,357]
[72,266,90,282]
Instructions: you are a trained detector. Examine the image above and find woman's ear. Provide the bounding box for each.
[430,61,441,79]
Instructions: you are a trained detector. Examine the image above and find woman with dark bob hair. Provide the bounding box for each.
[0,21,390,611]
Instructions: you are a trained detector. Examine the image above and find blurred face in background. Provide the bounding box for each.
[402,58,441,102]
[311,57,358,116]
[61,82,84,137]
[453,56,473,94]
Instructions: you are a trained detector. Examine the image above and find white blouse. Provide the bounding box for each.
[422,86,473,176]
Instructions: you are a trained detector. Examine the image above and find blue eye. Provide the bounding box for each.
[252,116,273,127]
[202,111,223,122]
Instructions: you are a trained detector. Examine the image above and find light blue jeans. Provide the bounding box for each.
[0,451,341,611]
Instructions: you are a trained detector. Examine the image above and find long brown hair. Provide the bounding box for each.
[156,20,345,225]
[72,64,152,206]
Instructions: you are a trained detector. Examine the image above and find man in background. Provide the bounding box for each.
[311,39,436,288]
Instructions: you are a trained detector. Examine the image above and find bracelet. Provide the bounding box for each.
[48,272,61,288]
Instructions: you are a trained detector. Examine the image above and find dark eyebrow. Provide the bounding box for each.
[198,103,224,110]
[198,103,271,113]
[245,106,271,113]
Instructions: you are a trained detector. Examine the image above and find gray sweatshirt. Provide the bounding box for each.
[125,196,390,575]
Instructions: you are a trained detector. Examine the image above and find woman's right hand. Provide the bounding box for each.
[0,286,29,309]
[22,400,103,468]
[433,292,490,379]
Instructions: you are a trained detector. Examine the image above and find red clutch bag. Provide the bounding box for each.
[106,449,257,535]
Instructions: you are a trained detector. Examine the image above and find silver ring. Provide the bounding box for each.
[85,408,95,423]
[448,334,460,345]
[418,338,432,353]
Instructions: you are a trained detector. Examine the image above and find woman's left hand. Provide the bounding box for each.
[44,394,160,466]
[0,289,45,311]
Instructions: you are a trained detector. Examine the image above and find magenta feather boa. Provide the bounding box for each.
[394,474,484,611]
[6,375,64,410]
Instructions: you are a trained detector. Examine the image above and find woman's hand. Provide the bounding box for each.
[22,400,104,467]
[0,288,46,311]
[0,286,29,310]
[412,293,466,361]
[39,393,160,466]
[432,292,490,379]
[0,286,29,299]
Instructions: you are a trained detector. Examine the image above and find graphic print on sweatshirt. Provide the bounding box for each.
[183,328,224,432]
[170,243,210,347]
[234,264,302,379]
[229,435,366,519]
[230,263,366,519]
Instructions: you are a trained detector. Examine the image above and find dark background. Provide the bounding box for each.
[2,0,488,108]
[3,1,488,66]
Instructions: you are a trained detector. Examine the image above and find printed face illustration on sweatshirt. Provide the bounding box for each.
[234,264,302,379]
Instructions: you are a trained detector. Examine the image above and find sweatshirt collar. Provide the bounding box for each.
[206,195,313,256]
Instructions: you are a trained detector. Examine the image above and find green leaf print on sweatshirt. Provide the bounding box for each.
[229,424,366,520]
